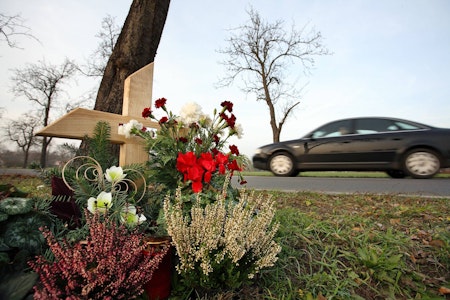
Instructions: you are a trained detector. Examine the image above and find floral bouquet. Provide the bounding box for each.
[118,98,281,296]
[119,98,247,213]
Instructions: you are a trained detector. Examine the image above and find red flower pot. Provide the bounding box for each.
[143,236,173,300]
[50,176,81,228]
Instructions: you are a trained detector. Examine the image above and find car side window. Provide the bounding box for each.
[312,120,352,138]
[394,121,421,130]
[355,119,398,134]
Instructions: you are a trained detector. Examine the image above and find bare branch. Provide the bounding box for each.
[0,13,39,49]
[217,7,331,142]
[80,15,121,77]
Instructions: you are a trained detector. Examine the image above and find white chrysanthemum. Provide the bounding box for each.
[234,123,244,139]
[122,119,143,138]
[179,102,204,125]
[87,191,113,214]
[105,166,126,183]
[120,204,147,227]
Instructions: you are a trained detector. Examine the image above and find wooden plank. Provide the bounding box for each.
[36,107,159,144]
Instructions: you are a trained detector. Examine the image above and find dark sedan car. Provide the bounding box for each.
[252,117,450,179]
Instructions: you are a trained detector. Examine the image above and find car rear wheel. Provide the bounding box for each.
[269,152,298,177]
[386,170,406,178]
[403,148,441,179]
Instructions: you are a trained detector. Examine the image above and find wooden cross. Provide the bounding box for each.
[36,63,159,166]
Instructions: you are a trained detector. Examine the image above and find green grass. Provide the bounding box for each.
[1,175,449,299]
[253,191,450,299]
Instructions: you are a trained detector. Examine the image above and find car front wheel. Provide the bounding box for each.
[269,152,298,177]
[403,148,441,179]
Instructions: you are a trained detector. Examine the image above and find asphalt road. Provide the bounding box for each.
[231,176,450,197]
[2,169,449,197]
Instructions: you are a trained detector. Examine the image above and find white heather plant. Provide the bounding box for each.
[163,180,281,293]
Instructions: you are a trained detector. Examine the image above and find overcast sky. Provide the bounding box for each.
[1,0,449,157]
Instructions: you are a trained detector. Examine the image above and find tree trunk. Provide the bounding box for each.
[91,0,170,161]
[94,0,170,115]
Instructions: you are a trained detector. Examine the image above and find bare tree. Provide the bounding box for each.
[5,113,41,167]
[10,59,77,167]
[83,14,121,77]
[218,8,330,142]
[0,13,38,48]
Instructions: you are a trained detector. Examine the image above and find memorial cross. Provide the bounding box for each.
[36,63,158,166]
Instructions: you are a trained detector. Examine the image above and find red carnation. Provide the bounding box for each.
[227,159,241,172]
[159,116,168,124]
[213,134,220,144]
[229,144,239,155]
[142,107,152,118]
[154,97,167,109]
[221,101,233,112]
[226,114,236,128]
[178,137,188,143]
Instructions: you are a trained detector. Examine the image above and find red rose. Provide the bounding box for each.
[154,97,167,108]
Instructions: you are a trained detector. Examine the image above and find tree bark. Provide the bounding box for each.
[94,0,170,115]
[91,0,170,161]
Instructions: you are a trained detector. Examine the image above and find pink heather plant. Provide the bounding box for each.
[29,212,169,299]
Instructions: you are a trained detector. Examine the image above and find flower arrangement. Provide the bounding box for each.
[119,98,246,196]
[119,98,281,296]
[33,99,280,298]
